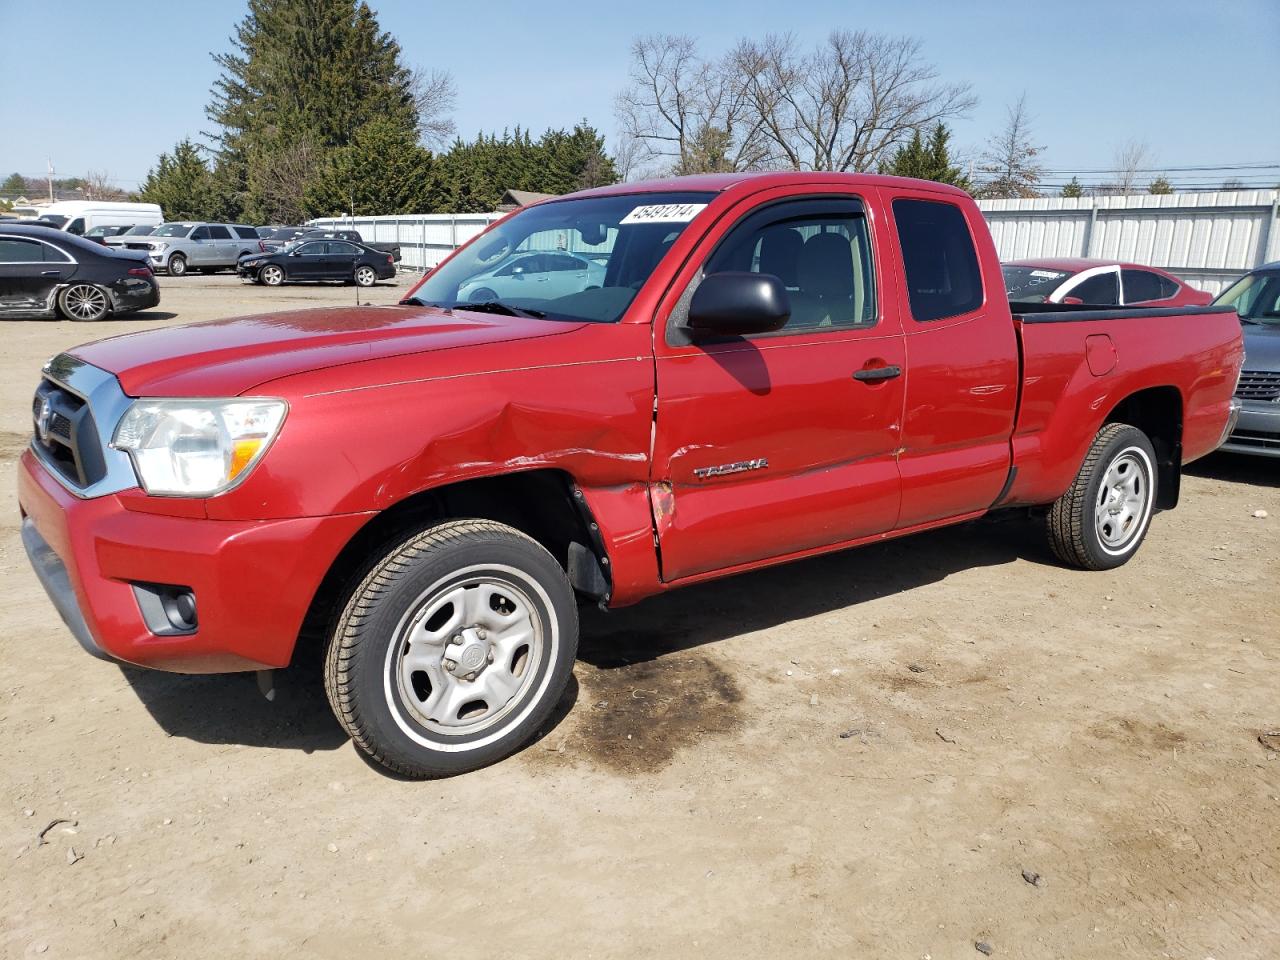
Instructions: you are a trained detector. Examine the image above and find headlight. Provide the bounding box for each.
[112,399,287,496]
[151,242,167,251]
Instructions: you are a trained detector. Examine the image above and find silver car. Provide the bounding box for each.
[119,222,262,276]
[1215,262,1280,457]
[457,251,606,304]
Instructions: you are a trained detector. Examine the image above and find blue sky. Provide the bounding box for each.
[1,0,1276,191]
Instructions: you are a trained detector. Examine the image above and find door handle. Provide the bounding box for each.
[41,270,60,276]
[853,365,902,382]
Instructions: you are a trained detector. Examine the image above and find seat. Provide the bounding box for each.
[757,226,802,288]
[790,231,860,328]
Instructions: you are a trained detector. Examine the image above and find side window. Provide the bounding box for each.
[298,242,326,255]
[1122,269,1165,303]
[1157,275,1180,299]
[0,238,45,262]
[66,218,86,236]
[328,241,358,255]
[545,254,584,272]
[1071,272,1120,305]
[233,226,258,239]
[892,198,983,322]
[207,225,232,240]
[702,198,877,332]
[191,226,211,240]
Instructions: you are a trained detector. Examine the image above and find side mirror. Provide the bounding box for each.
[687,272,790,336]
[512,266,524,277]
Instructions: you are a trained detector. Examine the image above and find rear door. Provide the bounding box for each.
[206,224,234,265]
[651,187,906,582]
[322,240,360,278]
[880,189,1019,528]
[0,237,75,314]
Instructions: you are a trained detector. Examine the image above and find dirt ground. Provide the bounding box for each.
[1,275,1277,959]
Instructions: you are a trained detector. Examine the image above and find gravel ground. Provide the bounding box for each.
[1,274,1277,959]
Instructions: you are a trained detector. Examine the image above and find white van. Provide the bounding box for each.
[30,200,164,237]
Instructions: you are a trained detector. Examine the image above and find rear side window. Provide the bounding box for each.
[208,225,232,240]
[1122,269,1167,303]
[1071,272,1120,305]
[234,226,258,239]
[892,199,983,322]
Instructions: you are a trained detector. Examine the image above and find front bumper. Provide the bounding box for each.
[18,449,372,673]
[1219,398,1280,458]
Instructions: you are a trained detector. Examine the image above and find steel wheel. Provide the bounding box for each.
[58,284,109,321]
[260,264,284,286]
[355,265,377,287]
[167,253,187,276]
[390,571,543,736]
[1094,447,1152,554]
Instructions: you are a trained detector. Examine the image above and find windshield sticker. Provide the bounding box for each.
[620,203,708,225]
[1030,270,1063,278]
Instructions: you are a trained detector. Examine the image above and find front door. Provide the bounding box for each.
[287,241,329,280]
[651,190,906,582]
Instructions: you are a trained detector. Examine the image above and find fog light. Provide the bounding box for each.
[133,583,198,636]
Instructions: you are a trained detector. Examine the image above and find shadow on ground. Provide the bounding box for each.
[1186,451,1278,488]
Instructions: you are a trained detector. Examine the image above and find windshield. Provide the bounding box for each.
[152,223,195,237]
[123,225,154,236]
[1003,265,1073,303]
[33,215,68,229]
[406,191,715,323]
[1214,271,1280,325]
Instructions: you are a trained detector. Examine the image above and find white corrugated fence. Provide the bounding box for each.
[315,188,1280,296]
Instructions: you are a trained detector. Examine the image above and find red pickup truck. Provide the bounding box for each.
[19,172,1243,777]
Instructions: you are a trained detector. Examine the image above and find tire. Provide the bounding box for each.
[324,519,579,778]
[468,287,498,303]
[58,283,110,321]
[167,253,188,277]
[354,265,378,287]
[1047,423,1158,571]
[260,264,285,287]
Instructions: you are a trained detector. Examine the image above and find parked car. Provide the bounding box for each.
[457,250,607,303]
[1212,261,1280,456]
[302,228,401,262]
[23,201,163,237]
[103,224,157,249]
[0,224,158,321]
[1003,258,1212,307]
[120,221,262,276]
[18,172,1242,778]
[237,239,396,286]
[83,224,133,245]
[255,226,308,252]
[256,224,298,239]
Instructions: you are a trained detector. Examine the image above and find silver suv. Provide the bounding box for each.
[121,222,262,276]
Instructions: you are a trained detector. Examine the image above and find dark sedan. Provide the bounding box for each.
[0,224,160,321]
[237,238,396,287]
[1214,261,1280,457]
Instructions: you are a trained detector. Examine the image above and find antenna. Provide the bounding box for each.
[351,189,360,308]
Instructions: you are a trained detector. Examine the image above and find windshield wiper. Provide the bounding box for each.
[452,300,546,319]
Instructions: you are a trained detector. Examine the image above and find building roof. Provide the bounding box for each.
[497,189,558,211]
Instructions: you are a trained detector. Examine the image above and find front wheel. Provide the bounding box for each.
[324,520,578,777]
[259,264,285,286]
[1047,423,1157,570]
[167,253,187,276]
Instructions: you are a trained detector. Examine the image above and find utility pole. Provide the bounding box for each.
[47,158,54,203]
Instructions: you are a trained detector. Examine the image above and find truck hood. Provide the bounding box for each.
[68,304,587,397]
[1242,322,1280,371]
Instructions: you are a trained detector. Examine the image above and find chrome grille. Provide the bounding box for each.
[1235,370,1280,402]
[32,379,97,486]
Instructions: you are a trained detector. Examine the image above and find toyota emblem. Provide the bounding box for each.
[35,397,53,443]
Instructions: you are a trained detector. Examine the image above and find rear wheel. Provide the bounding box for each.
[324,520,578,778]
[58,283,110,321]
[167,253,187,277]
[260,264,285,286]
[1047,423,1157,570]
[468,287,497,302]
[354,265,377,287]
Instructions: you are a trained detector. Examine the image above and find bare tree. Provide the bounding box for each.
[409,67,457,148]
[251,138,319,224]
[977,94,1044,198]
[731,31,975,172]
[614,34,767,175]
[609,135,647,182]
[1111,140,1154,195]
[84,170,126,201]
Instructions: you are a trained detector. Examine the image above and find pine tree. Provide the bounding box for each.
[882,124,971,192]
[1,172,26,195]
[1147,175,1173,195]
[205,0,421,220]
[138,140,217,219]
[1060,177,1084,198]
[305,117,438,216]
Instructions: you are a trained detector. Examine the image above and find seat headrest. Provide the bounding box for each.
[758,227,803,287]
[797,232,854,300]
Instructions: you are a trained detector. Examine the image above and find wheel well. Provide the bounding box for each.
[1105,385,1182,509]
[295,469,608,661]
